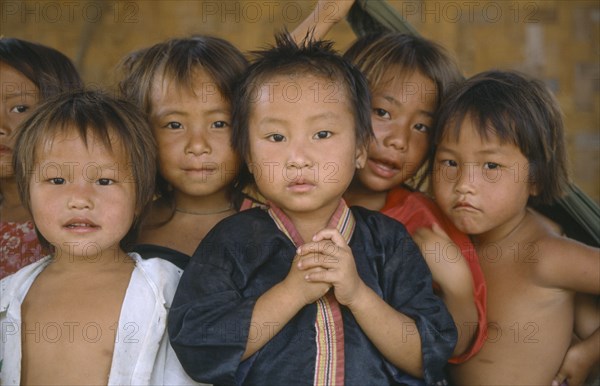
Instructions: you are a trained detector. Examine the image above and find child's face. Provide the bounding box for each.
[0,62,39,179]
[433,116,535,242]
[247,74,366,219]
[355,70,436,191]
[29,128,137,258]
[149,70,240,200]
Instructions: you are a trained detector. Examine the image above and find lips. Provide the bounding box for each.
[183,162,218,172]
[63,218,100,232]
[367,157,401,179]
[182,165,219,180]
[287,177,315,193]
[0,144,11,155]
[453,201,478,211]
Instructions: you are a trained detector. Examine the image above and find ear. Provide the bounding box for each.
[529,183,540,197]
[527,162,540,197]
[355,145,368,169]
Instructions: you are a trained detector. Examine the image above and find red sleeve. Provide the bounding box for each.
[381,187,487,363]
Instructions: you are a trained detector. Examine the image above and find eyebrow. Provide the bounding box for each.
[258,112,341,126]
[437,144,507,156]
[153,107,229,118]
[380,94,434,118]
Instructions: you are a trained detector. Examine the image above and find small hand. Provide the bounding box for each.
[282,252,331,305]
[413,223,472,295]
[552,339,598,386]
[296,228,365,306]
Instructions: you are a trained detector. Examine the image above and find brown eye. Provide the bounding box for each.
[165,122,182,129]
[10,105,30,113]
[49,178,66,185]
[211,121,228,129]
[373,108,390,119]
[268,134,285,142]
[484,162,500,170]
[414,123,430,133]
[313,131,332,139]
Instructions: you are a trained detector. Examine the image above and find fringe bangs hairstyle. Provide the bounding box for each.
[0,37,83,97]
[431,70,569,205]
[119,35,248,116]
[344,33,464,117]
[13,90,157,250]
[344,33,464,187]
[118,35,249,210]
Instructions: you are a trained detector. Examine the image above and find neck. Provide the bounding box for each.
[50,244,134,272]
[343,178,388,212]
[276,201,340,244]
[0,177,30,222]
[174,190,232,214]
[472,208,530,247]
[0,177,20,206]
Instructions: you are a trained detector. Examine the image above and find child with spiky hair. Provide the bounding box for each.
[168,33,456,386]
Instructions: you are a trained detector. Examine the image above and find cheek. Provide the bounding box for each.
[247,142,273,165]
[371,122,387,142]
[217,142,241,166]
[155,131,182,153]
[366,138,381,158]
[407,134,429,160]
[29,193,56,226]
[433,176,451,201]
[157,143,180,166]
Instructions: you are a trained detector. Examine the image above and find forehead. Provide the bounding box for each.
[37,126,127,161]
[0,61,38,98]
[150,67,223,102]
[444,115,515,150]
[373,69,437,105]
[251,73,351,110]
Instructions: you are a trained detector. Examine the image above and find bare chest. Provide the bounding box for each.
[455,246,575,384]
[20,271,130,385]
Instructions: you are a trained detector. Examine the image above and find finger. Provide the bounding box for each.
[304,268,336,283]
[297,238,343,257]
[296,254,326,270]
[551,372,567,386]
[311,228,347,246]
[297,251,341,270]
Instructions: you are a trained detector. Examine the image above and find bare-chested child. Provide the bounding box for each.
[430,70,600,385]
[0,91,198,385]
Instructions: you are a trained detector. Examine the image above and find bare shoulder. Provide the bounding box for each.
[527,213,600,293]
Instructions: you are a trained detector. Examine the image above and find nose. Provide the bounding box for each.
[185,128,210,156]
[381,122,409,151]
[455,162,477,195]
[67,182,95,210]
[0,112,12,138]
[286,138,313,169]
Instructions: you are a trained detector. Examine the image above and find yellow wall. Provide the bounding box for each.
[2,0,598,202]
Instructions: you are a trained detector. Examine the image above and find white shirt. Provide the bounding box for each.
[0,253,204,385]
